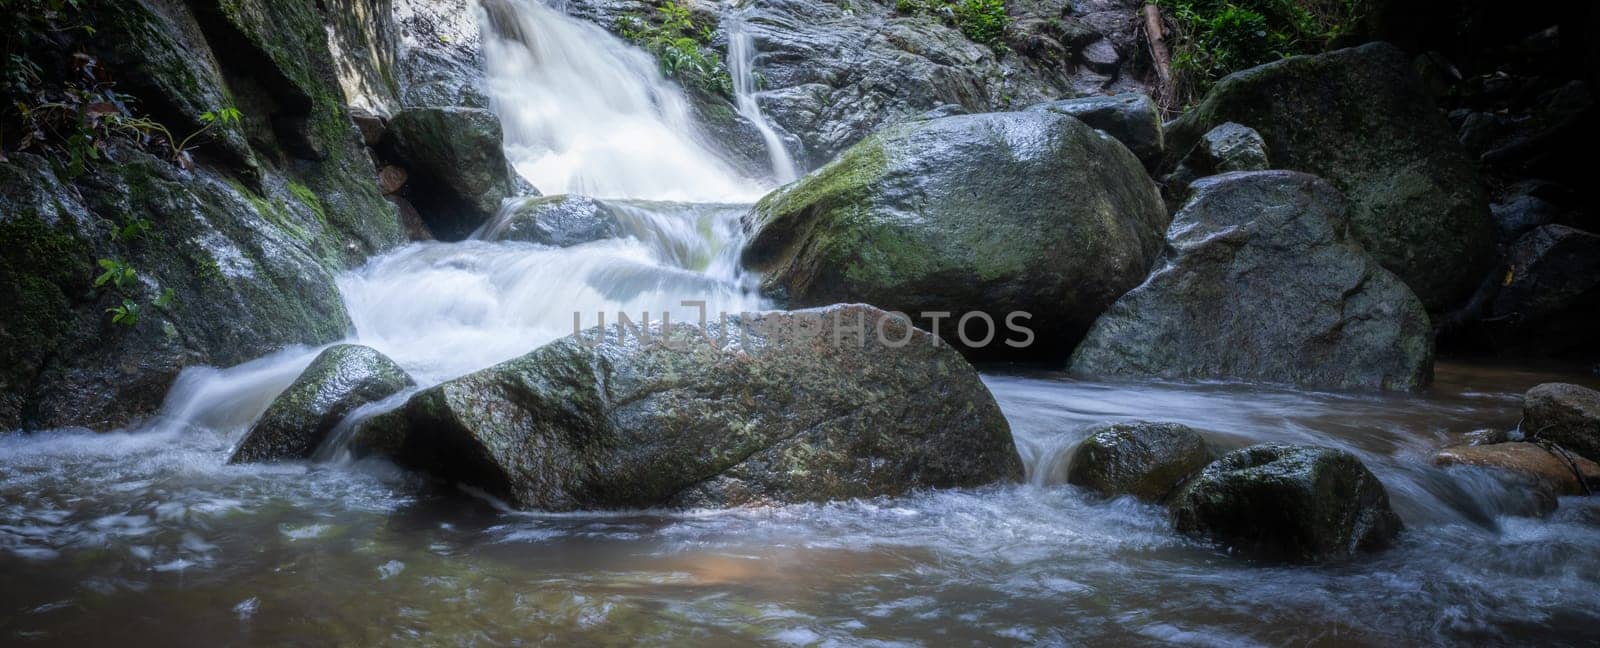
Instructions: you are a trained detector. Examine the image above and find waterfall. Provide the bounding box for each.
[479,0,763,201]
[726,9,798,183]
[145,0,773,447]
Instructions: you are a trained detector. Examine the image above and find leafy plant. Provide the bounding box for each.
[106,298,140,326]
[895,0,1011,50]
[617,1,733,98]
[94,257,137,291]
[1157,0,1373,106]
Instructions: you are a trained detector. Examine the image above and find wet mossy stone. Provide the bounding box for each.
[742,111,1169,362]
[230,345,413,463]
[1066,422,1215,502]
[351,304,1024,510]
[1071,171,1434,392]
[387,107,520,240]
[1165,42,1494,312]
[1524,383,1600,464]
[1170,444,1403,564]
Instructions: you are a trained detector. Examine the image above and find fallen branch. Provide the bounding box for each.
[1142,3,1176,114]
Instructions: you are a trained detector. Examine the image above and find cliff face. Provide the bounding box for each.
[0,0,406,430]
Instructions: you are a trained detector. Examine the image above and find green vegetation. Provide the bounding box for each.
[895,0,1011,50]
[1158,0,1373,105]
[618,1,733,98]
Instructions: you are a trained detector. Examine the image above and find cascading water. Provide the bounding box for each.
[479,0,763,200]
[726,8,798,183]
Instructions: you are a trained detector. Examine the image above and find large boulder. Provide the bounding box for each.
[1026,93,1164,168]
[1165,42,1495,312]
[742,111,1169,361]
[1071,171,1434,391]
[1524,383,1600,463]
[229,345,413,464]
[1433,442,1599,498]
[1065,422,1215,502]
[351,305,1024,509]
[386,107,520,240]
[1170,444,1403,563]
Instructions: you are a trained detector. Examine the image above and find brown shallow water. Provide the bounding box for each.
[3,362,1599,646]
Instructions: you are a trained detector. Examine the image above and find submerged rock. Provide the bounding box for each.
[230,345,413,464]
[1065,422,1215,502]
[1165,42,1494,311]
[482,195,625,246]
[1524,383,1600,463]
[352,305,1023,509]
[1027,93,1165,168]
[1170,444,1403,563]
[742,111,1168,361]
[1433,442,1598,497]
[1071,171,1434,391]
[387,107,521,240]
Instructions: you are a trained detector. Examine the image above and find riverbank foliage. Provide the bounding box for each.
[1159,0,1374,105]
[895,0,1011,50]
[618,1,734,98]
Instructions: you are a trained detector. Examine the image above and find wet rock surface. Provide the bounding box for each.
[351,305,1024,510]
[1071,171,1434,391]
[1164,43,1495,312]
[1524,383,1600,464]
[1026,93,1164,168]
[1065,422,1214,502]
[743,111,1168,361]
[386,107,521,240]
[1170,444,1403,564]
[230,345,413,463]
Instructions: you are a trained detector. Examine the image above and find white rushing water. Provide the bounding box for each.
[726,8,798,183]
[479,0,763,200]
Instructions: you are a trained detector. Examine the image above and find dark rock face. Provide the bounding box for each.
[1170,444,1403,563]
[482,195,625,246]
[1524,383,1600,464]
[1065,422,1214,502]
[1071,171,1434,391]
[743,111,1168,361]
[1026,93,1164,168]
[562,0,1151,170]
[0,0,404,431]
[351,305,1023,510]
[386,107,520,240]
[1165,43,1495,312]
[230,345,413,463]
[1480,226,1600,358]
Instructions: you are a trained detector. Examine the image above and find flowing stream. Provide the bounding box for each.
[3,0,1600,645]
[726,7,798,184]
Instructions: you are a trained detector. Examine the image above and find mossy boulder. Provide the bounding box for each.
[387,107,520,239]
[351,305,1024,510]
[230,345,413,463]
[0,0,403,431]
[1524,383,1600,463]
[1071,171,1434,391]
[742,112,1169,362]
[1164,42,1494,312]
[1065,422,1215,502]
[1170,444,1403,563]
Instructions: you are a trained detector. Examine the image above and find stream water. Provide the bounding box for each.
[4,0,1600,645]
